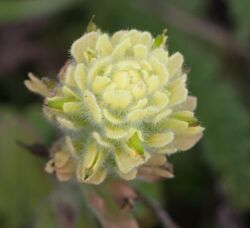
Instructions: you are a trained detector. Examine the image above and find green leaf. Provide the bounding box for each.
[152,29,167,48]
[0,0,81,23]
[169,30,250,208]
[84,0,164,34]
[47,96,73,110]
[228,0,250,39]
[34,201,57,228]
[166,0,207,16]
[128,132,144,155]
[0,107,52,227]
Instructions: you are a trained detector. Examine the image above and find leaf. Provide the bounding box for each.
[0,107,52,227]
[84,0,164,34]
[0,0,81,23]
[164,0,207,16]
[128,132,144,155]
[227,0,250,39]
[131,180,163,226]
[152,29,167,48]
[169,30,250,208]
[34,201,57,228]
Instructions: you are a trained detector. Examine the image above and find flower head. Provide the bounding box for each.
[25,28,203,184]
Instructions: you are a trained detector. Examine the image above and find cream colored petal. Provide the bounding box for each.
[127,109,149,122]
[117,169,137,180]
[182,126,205,135]
[103,65,112,77]
[76,164,106,185]
[132,81,146,100]
[112,38,131,60]
[168,52,184,78]
[168,75,188,106]
[123,29,140,43]
[115,59,141,69]
[175,110,192,119]
[150,57,169,85]
[172,132,203,151]
[103,89,132,109]
[141,60,152,72]
[92,76,111,94]
[74,63,86,91]
[167,74,187,90]
[63,102,82,113]
[169,87,188,106]
[147,75,160,93]
[143,106,160,116]
[103,109,124,125]
[147,132,174,148]
[112,71,129,89]
[56,117,75,129]
[85,169,107,185]
[115,147,148,174]
[88,57,111,84]
[127,106,160,122]
[92,132,111,148]
[153,109,172,124]
[152,91,169,109]
[133,44,148,58]
[71,32,99,63]
[163,118,189,132]
[157,145,177,155]
[151,48,168,63]
[111,30,127,45]
[138,31,153,46]
[105,127,128,140]
[104,82,116,91]
[130,98,148,110]
[92,150,106,171]
[24,73,50,97]
[178,96,197,111]
[83,90,102,123]
[83,144,98,169]
[127,106,161,122]
[63,64,76,86]
[96,34,113,55]
[80,149,106,183]
[171,111,195,123]
[62,86,79,98]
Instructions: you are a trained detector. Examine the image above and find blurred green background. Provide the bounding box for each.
[0,0,250,227]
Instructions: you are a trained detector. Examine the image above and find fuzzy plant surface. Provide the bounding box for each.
[25,26,204,184]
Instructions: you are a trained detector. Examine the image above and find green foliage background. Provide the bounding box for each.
[0,0,250,227]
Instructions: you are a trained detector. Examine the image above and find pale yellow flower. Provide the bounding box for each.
[25,28,203,184]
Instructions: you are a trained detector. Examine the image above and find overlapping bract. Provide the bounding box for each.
[25,29,203,184]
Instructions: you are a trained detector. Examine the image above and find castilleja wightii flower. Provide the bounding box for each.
[25,27,203,184]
